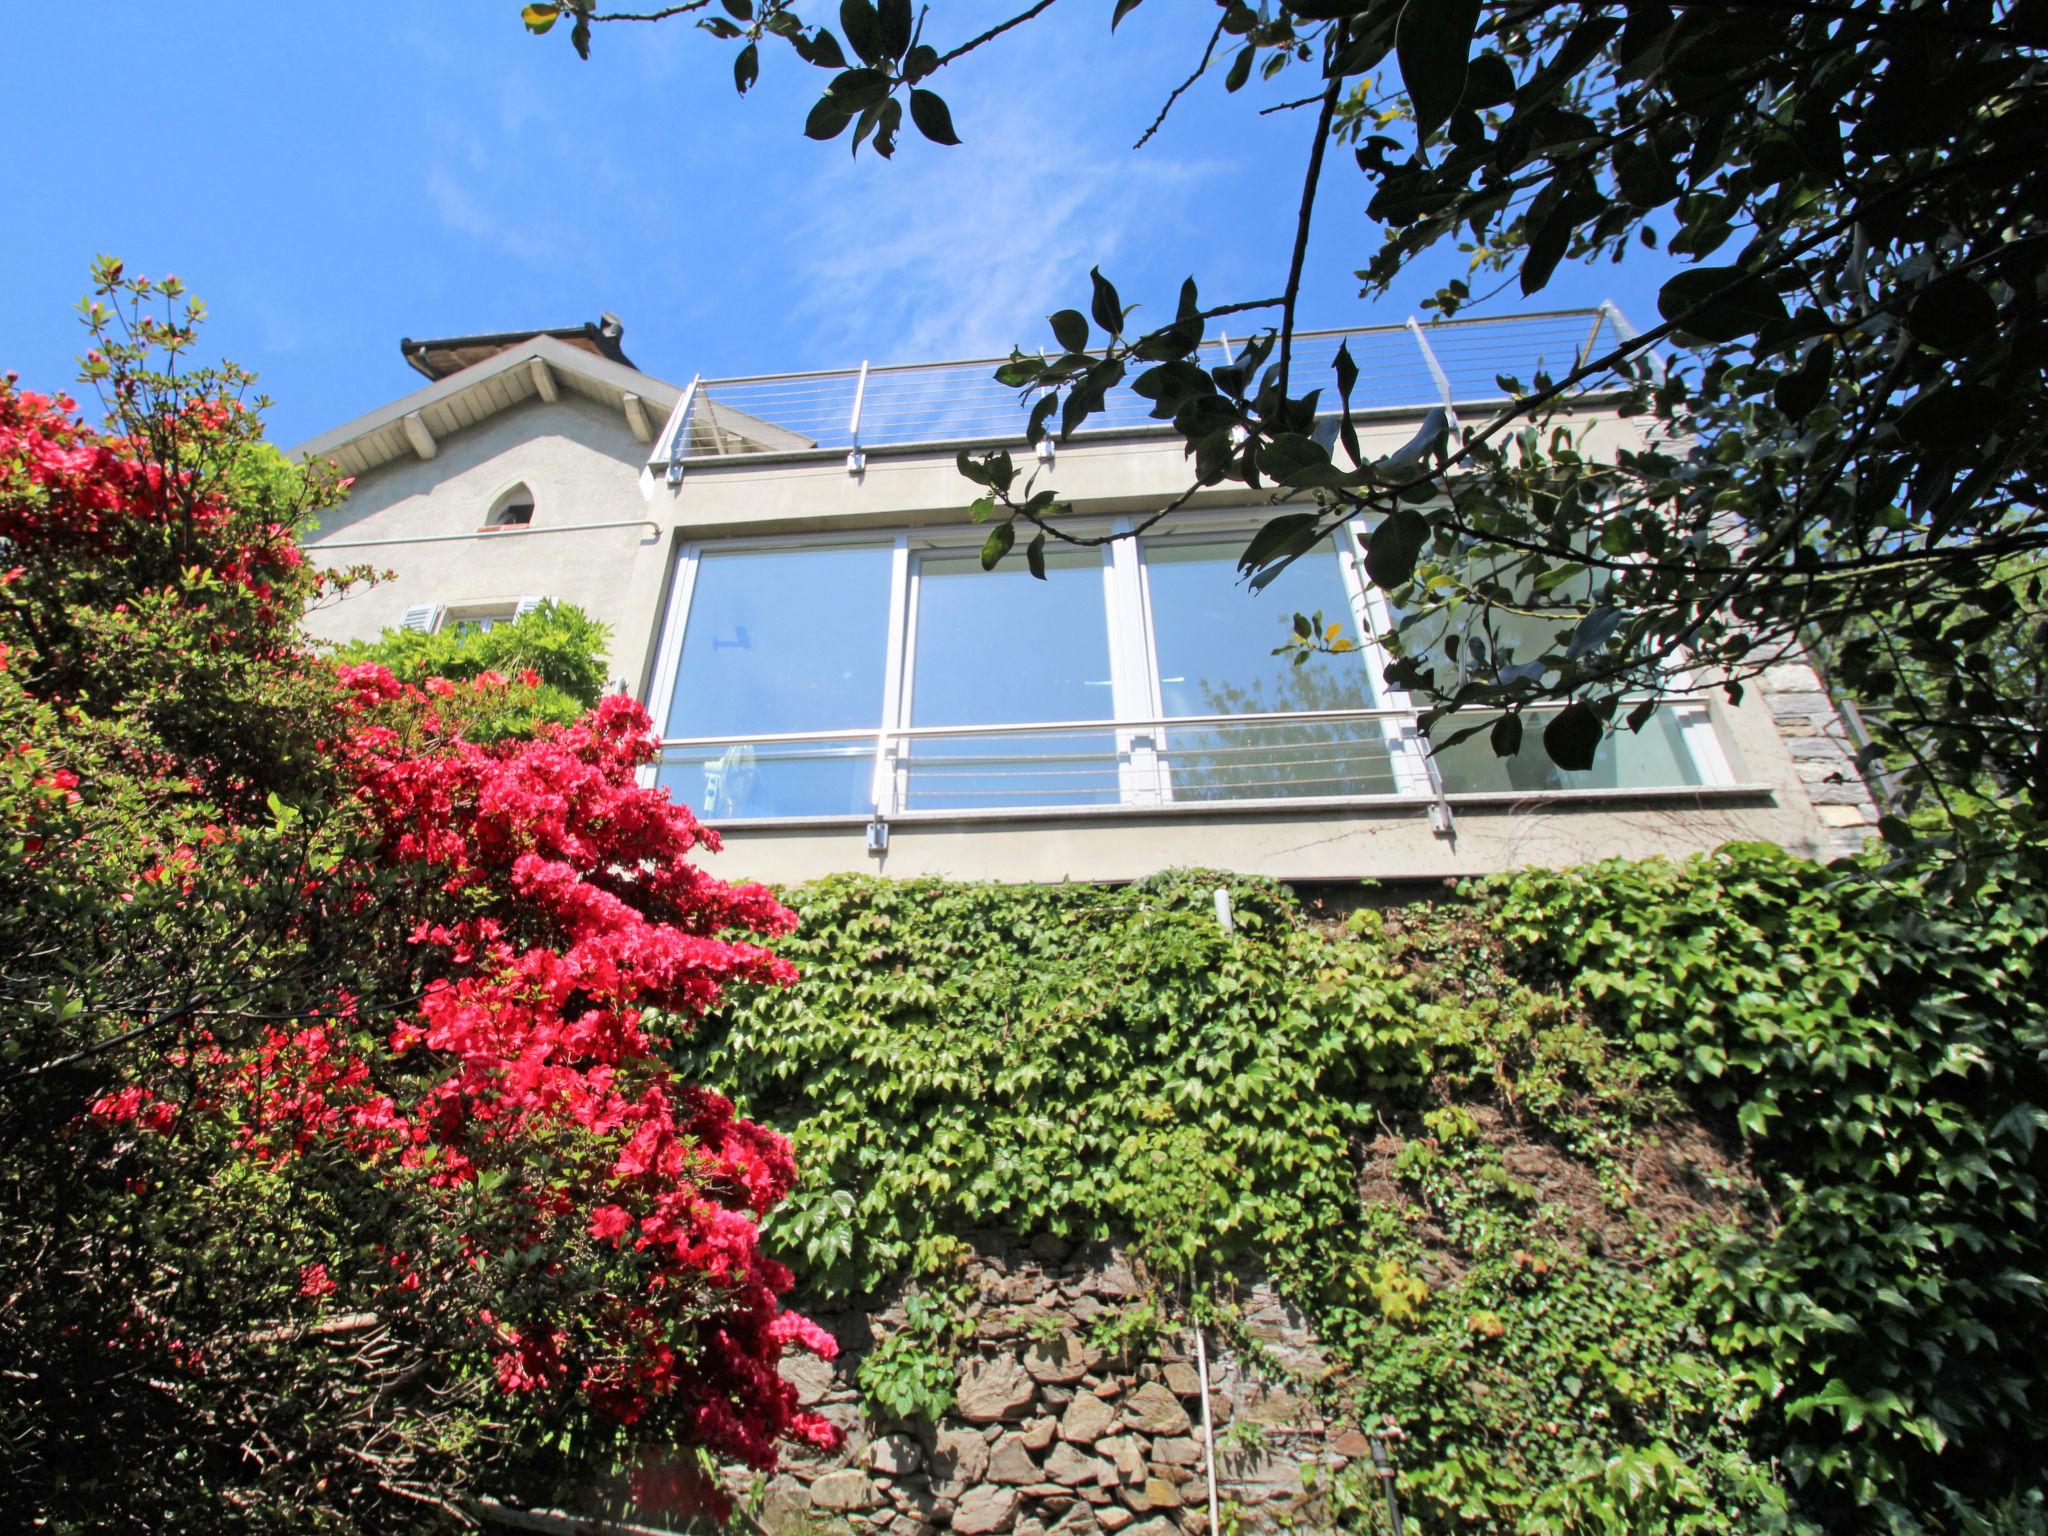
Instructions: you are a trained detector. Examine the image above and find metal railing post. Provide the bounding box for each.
[1405,318,1461,434]
[1601,298,1663,383]
[847,360,870,474]
[663,374,701,487]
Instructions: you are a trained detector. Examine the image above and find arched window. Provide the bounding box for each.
[483,483,536,530]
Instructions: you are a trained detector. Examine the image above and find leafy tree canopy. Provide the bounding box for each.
[524,0,2048,870]
[0,264,836,1531]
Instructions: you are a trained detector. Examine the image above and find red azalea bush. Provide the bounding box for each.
[0,263,833,1531]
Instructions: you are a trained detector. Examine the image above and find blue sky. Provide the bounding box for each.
[0,3,1681,448]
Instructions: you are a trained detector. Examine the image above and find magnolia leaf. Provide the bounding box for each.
[1657,265,1787,342]
[1897,383,2010,449]
[1364,508,1430,590]
[1490,711,1524,758]
[1542,699,1601,771]
[1089,268,1124,337]
[840,0,884,63]
[1236,513,1322,578]
[909,89,961,145]
[980,521,1015,571]
[1396,0,1480,138]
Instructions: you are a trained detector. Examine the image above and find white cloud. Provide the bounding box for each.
[785,99,1214,363]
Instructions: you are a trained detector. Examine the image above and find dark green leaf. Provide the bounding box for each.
[1773,339,1834,423]
[840,0,883,62]
[909,89,961,145]
[1897,384,2010,450]
[1364,509,1430,589]
[1112,0,1146,29]
[1049,309,1090,353]
[1490,711,1523,758]
[793,27,849,68]
[733,42,760,94]
[980,521,1015,571]
[1236,512,1323,577]
[1089,268,1124,336]
[1906,276,1999,354]
[1260,433,1353,489]
[875,0,913,59]
[1396,0,1481,138]
[1656,266,1788,343]
[1026,532,1047,580]
[1542,699,1601,771]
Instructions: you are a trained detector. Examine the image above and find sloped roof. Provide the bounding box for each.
[291,334,682,478]
[400,314,634,381]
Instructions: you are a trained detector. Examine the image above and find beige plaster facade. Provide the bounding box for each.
[296,327,1875,887]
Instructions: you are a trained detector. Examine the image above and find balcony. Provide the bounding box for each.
[644,307,1642,478]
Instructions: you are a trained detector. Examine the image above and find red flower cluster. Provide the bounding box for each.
[8,372,840,1507]
[326,671,838,1471]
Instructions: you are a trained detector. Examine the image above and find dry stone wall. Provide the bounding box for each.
[743,1237,1367,1536]
[1759,657,1882,859]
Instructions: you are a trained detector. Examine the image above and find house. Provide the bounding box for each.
[293,311,1878,886]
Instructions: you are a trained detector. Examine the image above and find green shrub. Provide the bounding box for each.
[336,600,611,740]
[677,853,2047,1533]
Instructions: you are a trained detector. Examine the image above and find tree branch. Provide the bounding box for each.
[1278,30,1345,404]
[1135,17,1226,150]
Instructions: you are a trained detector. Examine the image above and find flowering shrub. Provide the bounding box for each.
[0,263,832,1531]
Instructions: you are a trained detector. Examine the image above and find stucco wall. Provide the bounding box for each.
[302,393,669,687]
[299,395,1869,884]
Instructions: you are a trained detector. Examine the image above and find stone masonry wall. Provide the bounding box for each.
[1759,656,1882,860]
[743,1237,1367,1536]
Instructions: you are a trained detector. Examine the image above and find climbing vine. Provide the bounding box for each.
[676,857,2047,1534]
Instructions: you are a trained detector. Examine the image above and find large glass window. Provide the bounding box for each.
[902,549,1118,809]
[658,544,892,819]
[647,520,1716,821]
[1430,707,1706,793]
[1143,536,1399,800]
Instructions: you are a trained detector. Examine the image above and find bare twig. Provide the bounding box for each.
[936,0,1061,68]
[1135,17,1226,150]
[1277,31,1345,402]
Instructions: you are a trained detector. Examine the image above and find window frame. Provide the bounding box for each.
[643,515,1736,824]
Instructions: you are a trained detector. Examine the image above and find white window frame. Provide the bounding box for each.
[641,514,1733,818]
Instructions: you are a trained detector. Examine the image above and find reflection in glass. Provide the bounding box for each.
[666,545,892,739]
[1144,537,1396,800]
[655,738,879,821]
[1431,707,1704,793]
[904,549,1118,809]
[662,544,892,819]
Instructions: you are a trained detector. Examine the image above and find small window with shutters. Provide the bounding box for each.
[409,596,548,636]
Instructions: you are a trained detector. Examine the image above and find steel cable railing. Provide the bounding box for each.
[654,308,1639,469]
[649,699,1717,824]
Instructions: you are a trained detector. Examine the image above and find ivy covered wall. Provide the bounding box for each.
[671,849,2047,1535]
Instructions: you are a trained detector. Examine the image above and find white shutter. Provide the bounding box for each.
[399,603,441,633]
[514,595,548,618]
